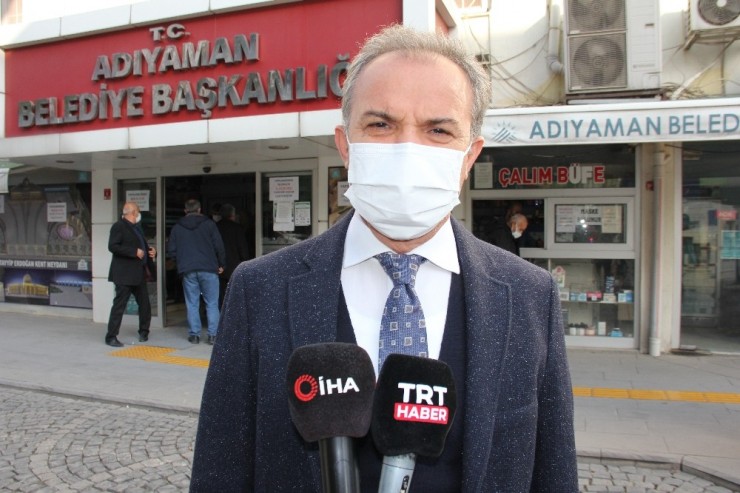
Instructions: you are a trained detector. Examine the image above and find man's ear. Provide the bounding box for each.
[461,136,485,182]
[334,125,350,168]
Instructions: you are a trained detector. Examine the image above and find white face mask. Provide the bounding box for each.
[135,213,142,224]
[343,141,467,240]
[511,229,522,239]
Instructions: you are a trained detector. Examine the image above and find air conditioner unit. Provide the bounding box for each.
[689,0,740,31]
[564,0,661,94]
[686,0,740,47]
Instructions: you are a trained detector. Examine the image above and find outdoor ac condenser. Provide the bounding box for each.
[564,0,661,94]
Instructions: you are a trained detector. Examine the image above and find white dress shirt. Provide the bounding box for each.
[341,213,459,376]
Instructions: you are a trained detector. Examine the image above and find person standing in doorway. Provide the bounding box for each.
[216,203,249,308]
[106,201,157,347]
[167,199,225,345]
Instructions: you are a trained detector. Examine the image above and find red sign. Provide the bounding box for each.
[4,0,401,136]
[497,164,606,188]
[717,209,737,221]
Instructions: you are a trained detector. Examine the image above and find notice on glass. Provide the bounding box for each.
[273,201,295,232]
[0,168,8,194]
[555,205,576,233]
[294,201,311,226]
[337,181,350,207]
[126,190,150,212]
[721,230,740,259]
[47,202,67,222]
[269,176,299,202]
[601,205,623,234]
[473,162,494,189]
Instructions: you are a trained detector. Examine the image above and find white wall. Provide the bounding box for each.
[457,0,740,108]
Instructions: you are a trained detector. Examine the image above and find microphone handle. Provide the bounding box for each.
[318,436,360,493]
[378,453,417,493]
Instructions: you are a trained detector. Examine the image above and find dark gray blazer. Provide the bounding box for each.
[107,218,152,287]
[190,212,577,492]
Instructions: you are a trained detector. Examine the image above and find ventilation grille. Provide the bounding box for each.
[567,33,627,90]
[697,0,740,26]
[567,0,626,33]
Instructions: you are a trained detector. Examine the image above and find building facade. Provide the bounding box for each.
[0,0,738,354]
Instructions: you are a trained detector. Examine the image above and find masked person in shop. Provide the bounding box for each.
[489,211,529,256]
[190,24,576,492]
[105,201,157,347]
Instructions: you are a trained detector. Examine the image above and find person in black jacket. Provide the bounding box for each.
[106,201,157,347]
[216,203,249,308]
[167,199,226,345]
[489,212,529,256]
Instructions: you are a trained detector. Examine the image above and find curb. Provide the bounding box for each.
[577,449,740,491]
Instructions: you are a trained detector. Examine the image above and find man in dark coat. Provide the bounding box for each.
[106,201,156,347]
[216,203,249,308]
[167,199,226,345]
[190,25,576,492]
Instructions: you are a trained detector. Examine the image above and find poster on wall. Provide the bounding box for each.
[0,168,8,194]
[47,202,67,222]
[721,230,740,260]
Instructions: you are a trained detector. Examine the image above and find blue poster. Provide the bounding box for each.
[721,231,740,260]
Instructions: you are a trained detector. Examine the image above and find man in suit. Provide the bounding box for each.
[106,201,156,347]
[215,203,249,308]
[191,25,576,491]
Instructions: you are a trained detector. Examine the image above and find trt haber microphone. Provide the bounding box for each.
[286,342,376,493]
[372,354,457,493]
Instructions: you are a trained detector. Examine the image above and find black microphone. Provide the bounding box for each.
[372,354,457,493]
[286,342,376,493]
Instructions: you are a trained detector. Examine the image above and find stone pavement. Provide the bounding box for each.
[0,309,739,491]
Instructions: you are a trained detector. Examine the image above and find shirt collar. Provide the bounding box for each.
[343,213,460,274]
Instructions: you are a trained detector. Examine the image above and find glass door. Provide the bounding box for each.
[259,171,314,256]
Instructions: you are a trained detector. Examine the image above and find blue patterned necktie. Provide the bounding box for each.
[376,252,428,370]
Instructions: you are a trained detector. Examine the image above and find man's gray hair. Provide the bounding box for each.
[185,199,201,214]
[341,24,492,139]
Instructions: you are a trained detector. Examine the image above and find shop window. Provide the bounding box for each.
[532,257,636,342]
[472,199,544,249]
[681,142,740,350]
[547,198,634,251]
[261,172,313,255]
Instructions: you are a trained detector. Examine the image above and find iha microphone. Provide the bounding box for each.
[372,354,457,493]
[286,342,376,493]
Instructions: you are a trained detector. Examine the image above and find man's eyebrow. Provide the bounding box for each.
[359,111,462,128]
[427,117,462,128]
[359,110,394,122]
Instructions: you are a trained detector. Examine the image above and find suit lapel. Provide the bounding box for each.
[287,216,350,350]
[286,215,351,490]
[452,220,512,492]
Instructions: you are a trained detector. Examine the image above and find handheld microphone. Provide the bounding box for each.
[286,342,375,493]
[372,354,457,493]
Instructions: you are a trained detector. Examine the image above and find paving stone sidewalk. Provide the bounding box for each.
[1,387,737,493]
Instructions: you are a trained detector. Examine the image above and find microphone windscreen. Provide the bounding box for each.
[372,354,457,458]
[286,342,375,442]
